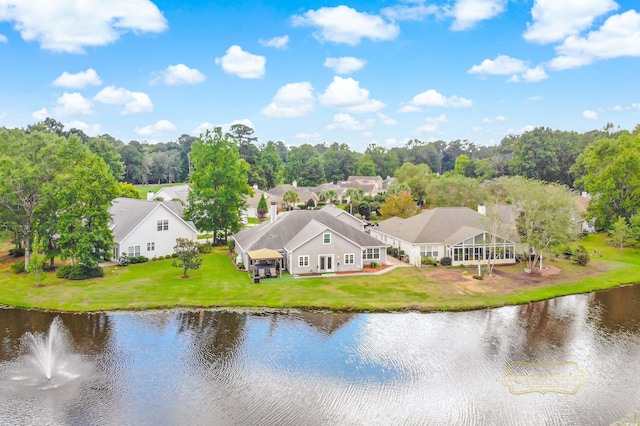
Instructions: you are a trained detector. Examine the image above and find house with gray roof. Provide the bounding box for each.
[266,183,319,209]
[109,197,198,260]
[233,204,387,275]
[149,184,190,203]
[369,207,517,267]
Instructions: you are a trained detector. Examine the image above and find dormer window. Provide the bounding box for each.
[157,219,168,231]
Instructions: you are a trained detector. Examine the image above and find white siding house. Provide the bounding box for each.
[369,207,517,267]
[110,198,198,259]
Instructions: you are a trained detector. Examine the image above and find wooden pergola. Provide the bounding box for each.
[246,248,283,278]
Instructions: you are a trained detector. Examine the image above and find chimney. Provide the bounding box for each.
[478,203,486,215]
[270,202,277,224]
[147,191,154,201]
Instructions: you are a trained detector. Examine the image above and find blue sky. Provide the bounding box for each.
[0,0,638,151]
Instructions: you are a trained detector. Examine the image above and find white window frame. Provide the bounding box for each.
[323,233,331,244]
[128,245,141,257]
[344,253,355,265]
[363,248,380,260]
[157,219,169,231]
[298,255,309,267]
[147,242,155,251]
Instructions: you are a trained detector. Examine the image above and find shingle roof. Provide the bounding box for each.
[153,184,190,203]
[233,209,385,253]
[375,207,511,244]
[109,197,197,243]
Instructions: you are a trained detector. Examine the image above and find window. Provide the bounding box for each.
[128,245,140,257]
[157,219,168,231]
[298,255,309,267]
[420,245,439,259]
[363,248,380,260]
[323,233,331,244]
[147,242,155,251]
[344,253,355,265]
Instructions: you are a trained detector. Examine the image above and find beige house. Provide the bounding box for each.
[233,204,387,275]
[369,207,517,267]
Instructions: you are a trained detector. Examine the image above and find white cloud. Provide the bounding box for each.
[483,115,506,123]
[215,45,266,79]
[0,34,7,43]
[377,112,397,126]
[402,89,472,111]
[259,35,289,49]
[64,120,101,136]
[520,65,548,82]
[583,110,599,120]
[609,102,640,112]
[0,0,167,53]
[468,55,528,75]
[549,10,640,70]
[152,64,205,85]
[192,122,215,136]
[381,2,440,21]
[524,0,618,44]
[326,113,371,131]
[93,86,153,114]
[323,57,366,74]
[520,125,535,133]
[319,76,385,113]
[134,119,176,137]
[447,0,507,31]
[414,114,447,134]
[32,107,48,120]
[295,132,323,143]
[528,95,543,101]
[261,82,316,118]
[469,55,547,82]
[53,92,93,116]
[291,5,399,45]
[52,68,102,88]
[472,125,483,131]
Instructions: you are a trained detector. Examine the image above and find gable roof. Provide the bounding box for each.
[266,184,318,203]
[153,184,190,203]
[109,197,197,243]
[233,209,384,253]
[375,207,512,245]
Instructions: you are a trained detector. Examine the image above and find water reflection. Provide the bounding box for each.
[0,284,640,425]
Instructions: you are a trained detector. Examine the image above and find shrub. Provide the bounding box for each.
[562,246,573,260]
[573,245,591,266]
[440,257,452,266]
[237,262,245,270]
[472,275,483,280]
[9,247,25,258]
[198,244,212,254]
[129,256,148,264]
[56,265,104,280]
[227,239,236,252]
[151,256,157,261]
[171,253,177,258]
[421,256,438,266]
[369,261,378,268]
[10,261,25,274]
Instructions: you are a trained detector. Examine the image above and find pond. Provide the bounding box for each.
[1,284,640,425]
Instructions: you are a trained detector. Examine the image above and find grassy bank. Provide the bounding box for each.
[1,234,639,312]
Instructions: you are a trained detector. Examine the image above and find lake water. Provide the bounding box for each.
[1,285,640,425]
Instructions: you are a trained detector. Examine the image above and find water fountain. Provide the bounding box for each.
[24,316,65,380]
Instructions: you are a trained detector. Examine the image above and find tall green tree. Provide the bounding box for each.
[423,174,483,209]
[395,162,431,205]
[608,217,636,256]
[255,141,284,189]
[283,189,299,210]
[380,191,416,219]
[322,142,358,183]
[285,144,324,186]
[86,136,125,181]
[172,238,202,278]
[186,128,252,244]
[0,129,58,269]
[46,136,118,268]
[573,130,640,229]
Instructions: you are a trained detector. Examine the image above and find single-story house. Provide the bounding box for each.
[369,207,517,267]
[109,197,198,259]
[233,204,388,275]
[337,176,384,196]
[148,184,190,203]
[266,183,319,209]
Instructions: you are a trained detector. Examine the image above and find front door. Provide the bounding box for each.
[318,255,334,273]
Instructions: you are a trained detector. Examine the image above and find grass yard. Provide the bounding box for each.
[135,183,185,199]
[1,234,639,312]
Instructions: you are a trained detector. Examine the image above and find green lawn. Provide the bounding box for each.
[1,235,639,313]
